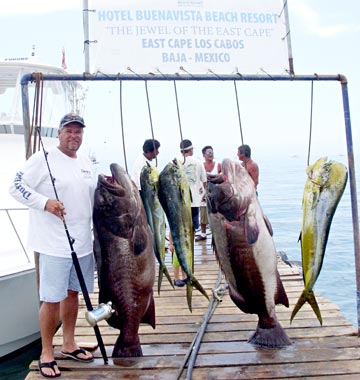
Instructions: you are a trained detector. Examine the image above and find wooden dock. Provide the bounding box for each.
[26,239,360,379]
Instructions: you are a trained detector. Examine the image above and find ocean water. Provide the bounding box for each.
[1,152,358,379]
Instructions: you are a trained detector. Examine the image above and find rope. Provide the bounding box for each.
[233,81,244,145]
[119,80,129,173]
[27,73,43,158]
[307,80,314,166]
[173,80,185,164]
[144,80,158,167]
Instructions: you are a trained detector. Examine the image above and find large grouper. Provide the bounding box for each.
[291,157,348,325]
[93,163,156,357]
[207,158,291,348]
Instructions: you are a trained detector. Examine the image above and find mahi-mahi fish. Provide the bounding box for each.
[291,157,348,325]
[207,158,291,348]
[93,163,156,357]
[158,158,209,311]
[140,163,174,293]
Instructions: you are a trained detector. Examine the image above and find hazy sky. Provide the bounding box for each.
[1,0,360,170]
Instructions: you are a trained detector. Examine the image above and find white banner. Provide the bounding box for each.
[89,0,291,75]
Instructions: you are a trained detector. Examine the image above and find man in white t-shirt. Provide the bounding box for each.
[9,113,95,377]
[179,139,207,232]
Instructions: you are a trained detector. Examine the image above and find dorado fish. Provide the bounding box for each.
[158,158,209,311]
[140,163,173,293]
[93,163,156,357]
[207,158,291,348]
[290,157,348,325]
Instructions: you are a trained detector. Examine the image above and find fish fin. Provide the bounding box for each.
[263,213,273,236]
[190,274,210,301]
[275,272,289,307]
[245,216,259,244]
[290,289,323,325]
[186,282,193,313]
[133,225,150,255]
[248,321,291,348]
[184,275,210,312]
[141,294,156,329]
[157,264,174,294]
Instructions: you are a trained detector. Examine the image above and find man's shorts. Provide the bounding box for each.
[200,206,209,225]
[39,253,95,302]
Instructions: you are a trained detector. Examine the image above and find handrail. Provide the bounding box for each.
[0,207,30,263]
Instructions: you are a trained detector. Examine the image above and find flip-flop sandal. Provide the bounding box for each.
[38,360,61,378]
[61,348,94,362]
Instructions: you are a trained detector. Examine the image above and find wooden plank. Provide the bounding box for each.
[25,245,360,380]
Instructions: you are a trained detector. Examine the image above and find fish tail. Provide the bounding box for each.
[157,264,174,294]
[290,289,323,325]
[248,321,292,348]
[191,275,209,300]
[183,275,210,313]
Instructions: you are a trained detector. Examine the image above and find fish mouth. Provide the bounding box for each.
[97,164,129,195]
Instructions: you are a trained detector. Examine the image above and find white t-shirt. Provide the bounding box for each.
[131,154,155,190]
[182,155,207,207]
[9,147,95,258]
[200,161,220,207]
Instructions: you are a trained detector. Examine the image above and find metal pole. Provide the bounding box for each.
[21,81,32,159]
[283,0,295,75]
[83,0,90,74]
[340,76,360,335]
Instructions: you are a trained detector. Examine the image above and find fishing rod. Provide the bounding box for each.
[36,127,111,365]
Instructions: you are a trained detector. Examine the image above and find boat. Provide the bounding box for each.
[0,53,81,359]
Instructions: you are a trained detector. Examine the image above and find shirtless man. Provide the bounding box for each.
[237,144,259,189]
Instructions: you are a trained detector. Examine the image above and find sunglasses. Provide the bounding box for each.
[204,152,214,155]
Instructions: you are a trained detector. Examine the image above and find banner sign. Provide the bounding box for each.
[89,0,291,75]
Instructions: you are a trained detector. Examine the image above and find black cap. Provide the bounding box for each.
[59,113,86,129]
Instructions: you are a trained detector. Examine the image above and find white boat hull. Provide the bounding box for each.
[0,267,40,359]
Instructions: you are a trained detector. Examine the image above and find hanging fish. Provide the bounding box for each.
[291,157,348,325]
[93,163,156,357]
[207,159,291,348]
[158,158,209,312]
[140,163,174,293]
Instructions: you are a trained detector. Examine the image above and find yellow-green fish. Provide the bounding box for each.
[158,158,209,311]
[140,164,173,293]
[291,157,348,325]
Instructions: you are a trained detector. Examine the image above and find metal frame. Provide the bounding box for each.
[20,72,360,335]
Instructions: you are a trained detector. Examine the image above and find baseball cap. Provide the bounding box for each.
[180,139,193,152]
[59,113,86,129]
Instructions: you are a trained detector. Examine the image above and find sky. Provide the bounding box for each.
[1,0,360,170]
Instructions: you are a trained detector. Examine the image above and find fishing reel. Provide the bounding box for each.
[85,301,115,327]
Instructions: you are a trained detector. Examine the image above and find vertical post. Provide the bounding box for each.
[83,0,90,74]
[21,80,32,159]
[283,0,294,75]
[340,76,360,335]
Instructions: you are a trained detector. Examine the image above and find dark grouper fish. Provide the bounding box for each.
[140,164,173,293]
[291,157,348,325]
[158,158,209,311]
[93,163,156,358]
[207,158,291,348]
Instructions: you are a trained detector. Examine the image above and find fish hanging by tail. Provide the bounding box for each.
[291,157,348,325]
[158,158,209,312]
[140,163,174,293]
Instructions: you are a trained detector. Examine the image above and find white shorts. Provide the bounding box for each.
[39,253,95,302]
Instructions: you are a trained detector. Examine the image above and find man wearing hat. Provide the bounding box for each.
[9,113,95,377]
[179,139,207,233]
